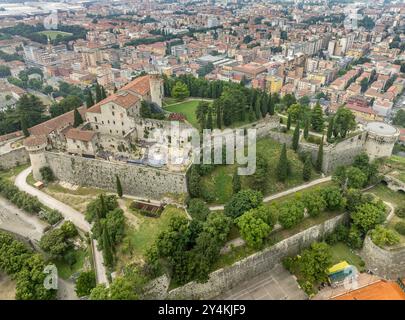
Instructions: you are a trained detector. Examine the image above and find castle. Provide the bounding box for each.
[0,73,400,200]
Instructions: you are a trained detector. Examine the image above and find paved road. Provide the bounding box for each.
[209,176,332,211]
[217,264,307,300]
[15,167,108,286]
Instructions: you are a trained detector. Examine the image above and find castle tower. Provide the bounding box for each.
[363,122,399,161]
[24,135,48,181]
[149,72,164,108]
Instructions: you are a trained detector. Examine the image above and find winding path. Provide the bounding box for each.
[209,175,332,211]
[15,167,108,286]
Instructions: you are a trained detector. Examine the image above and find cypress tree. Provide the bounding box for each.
[255,98,262,120]
[86,91,94,108]
[102,226,114,268]
[303,154,312,181]
[95,83,102,103]
[187,166,201,198]
[268,94,275,115]
[101,86,107,100]
[327,116,334,142]
[73,107,83,128]
[304,118,309,140]
[276,143,288,182]
[215,102,222,129]
[206,107,213,130]
[311,103,324,132]
[21,117,30,137]
[316,135,324,172]
[260,93,268,117]
[99,194,107,219]
[286,113,291,130]
[116,175,123,198]
[232,169,241,194]
[292,121,300,151]
[113,86,117,93]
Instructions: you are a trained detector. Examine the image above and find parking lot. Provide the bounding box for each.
[217,264,307,300]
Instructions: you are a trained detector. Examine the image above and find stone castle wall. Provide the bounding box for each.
[162,213,347,300]
[44,152,188,199]
[360,236,405,280]
[0,147,30,170]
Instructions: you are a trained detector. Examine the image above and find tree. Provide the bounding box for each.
[187,198,210,221]
[288,104,302,123]
[0,65,11,77]
[21,117,29,137]
[315,136,324,172]
[254,97,262,120]
[393,109,405,127]
[102,226,114,268]
[326,116,334,142]
[278,200,305,229]
[236,211,271,248]
[86,91,95,108]
[286,113,291,130]
[299,242,331,283]
[311,103,324,132]
[116,175,123,197]
[334,107,356,138]
[321,186,345,211]
[206,107,213,130]
[101,86,107,99]
[224,189,263,219]
[302,191,326,217]
[39,228,71,257]
[252,155,269,192]
[187,166,201,198]
[95,83,102,103]
[276,144,289,182]
[351,202,386,233]
[60,221,78,238]
[304,118,309,140]
[171,82,190,100]
[360,78,369,93]
[303,154,312,181]
[333,166,367,189]
[214,99,222,129]
[75,271,96,297]
[195,101,209,130]
[232,169,241,194]
[89,284,109,300]
[73,107,83,128]
[292,122,300,151]
[39,166,54,183]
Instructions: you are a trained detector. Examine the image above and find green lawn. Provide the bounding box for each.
[384,155,405,183]
[367,184,405,208]
[53,248,87,280]
[0,164,29,182]
[37,30,72,40]
[164,99,208,127]
[202,138,320,204]
[117,205,187,267]
[329,242,365,272]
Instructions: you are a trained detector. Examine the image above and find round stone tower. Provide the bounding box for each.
[24,135,48,181]
[363,122,399,161]
[149,72,163,108]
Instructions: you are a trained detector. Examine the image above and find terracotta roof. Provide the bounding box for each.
[333,280,405,300]
[65,128,96,142]
[0,131,24,143]
[86,91,140,114]
[23,135,47,148]
[29,107,87,136]
[120,75,151,96]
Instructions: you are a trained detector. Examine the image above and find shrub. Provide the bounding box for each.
[224,189,263,219]
[396,205,405,218]
[321,186,346,211]
[278,200,305,229]
[351,202,386,233]
[75,271,96,297]
[60,221,78,238]
[40,209,63,225]
[187,198,210,221]
[326,223,349,245]
[302,190,326,217]
[394,221,405,235]
[346,225,363,249]
[236,211,271,248]
[39,166,55,183]
[371,225,400,247]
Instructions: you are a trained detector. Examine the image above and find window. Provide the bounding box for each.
[95,125,99,129]
[122,131,125,136]
[112,111,115,116]
[110,129,112,133]
[113,121,116,125]
[108,120,110,124]
[94,117,97,122]
[102,121,104,124]
[121,122,124,126]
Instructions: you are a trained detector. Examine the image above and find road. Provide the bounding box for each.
[0,196,77,300]
[15,167,109,286]
[209,176,332,211]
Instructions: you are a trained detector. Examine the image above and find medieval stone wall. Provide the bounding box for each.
[361,236,405,279]
[162,213,348,300]
[0,147,30,170]
[44,152,188,199]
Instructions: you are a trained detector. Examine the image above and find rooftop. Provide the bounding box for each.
[365,122,399,136]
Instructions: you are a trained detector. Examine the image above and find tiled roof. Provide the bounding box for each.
[333,280,405,300]
[24,135,47,147]
[29,107,87,136]
[65,128,96,142]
